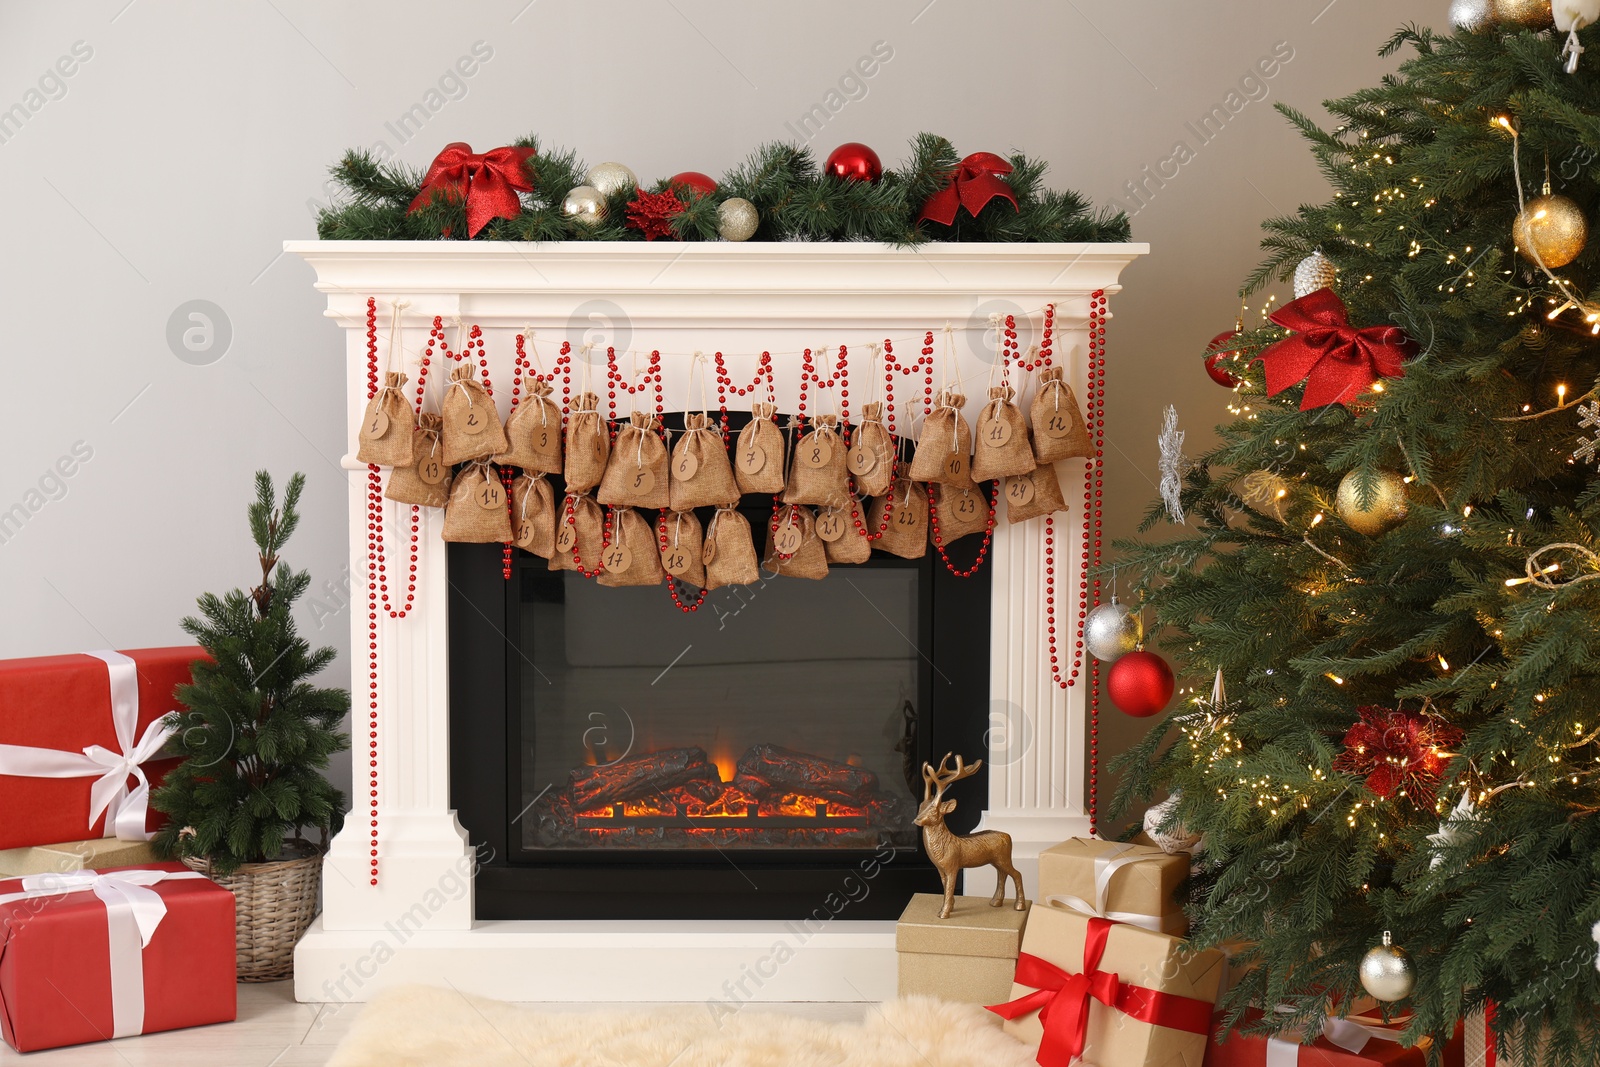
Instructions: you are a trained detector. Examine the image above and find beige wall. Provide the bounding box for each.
[0,1,1439,800]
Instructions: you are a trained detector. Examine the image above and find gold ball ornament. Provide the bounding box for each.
[1450,0,1495,29]
[1491,0,1554,28]
[716,197,759,241]
[1336,469,1409,535]
[584,162,638,199]
[1513,193,1587,269]
[1359,931,1417,1003]
[561,185,607,227]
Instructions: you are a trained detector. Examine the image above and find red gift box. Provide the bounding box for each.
[0,861,236,1052]
[0,647,203,850]
[1206,1006,1463,1067]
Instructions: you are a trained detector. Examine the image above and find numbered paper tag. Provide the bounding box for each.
[675,449,700,482]
[895,500,919,527]
[601,542,633,574]
[417,452,447,485]
[628,466,656,495]
[981,415,1013,447]
[361,405,389,441]
[1040,406,1074,439]
[530,424,560,463]
[774,521,804,556]
[515,519,537,548]
[801,436,833,469]
[943,451,969,481]
[954,490,979,517]
[738,444,766,475]
[847,441,876,476]
[463,405,488,435]
[556,521,577,552]
[662,544,692,576]
[476,476,507,510]
[816,509,846,542]
[1005,475,1036,507]
[702,535,718,566]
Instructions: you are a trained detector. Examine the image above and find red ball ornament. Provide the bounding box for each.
[1107,650,1175,717]
[668,171,718,197]
[824,142,883,183]
[1204,329,1240,387]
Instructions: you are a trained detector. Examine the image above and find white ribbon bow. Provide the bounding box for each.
[1044,840,1176,932]
[1265,1004,1407,1067]
[0,650,179,841]
[0,868,207,1038]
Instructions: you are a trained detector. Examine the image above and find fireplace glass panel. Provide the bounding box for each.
[518,562,923,852]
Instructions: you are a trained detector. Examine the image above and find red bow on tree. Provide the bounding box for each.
[1254,288,1415,410]
[408,142,536,238]
[918,151,1019,226]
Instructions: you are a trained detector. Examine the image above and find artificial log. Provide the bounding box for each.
[568,746,720,809]
[734,744,879,803]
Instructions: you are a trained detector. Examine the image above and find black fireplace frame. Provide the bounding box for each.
[449,510,992,921]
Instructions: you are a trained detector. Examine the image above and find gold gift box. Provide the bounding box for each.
[896,893,1031,1005]
[1038,836,1189,935]
[0,837,160,877]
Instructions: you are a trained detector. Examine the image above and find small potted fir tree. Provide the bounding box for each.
[152,471,348,981]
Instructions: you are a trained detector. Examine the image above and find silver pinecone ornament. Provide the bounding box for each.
[1293,250,1336,298]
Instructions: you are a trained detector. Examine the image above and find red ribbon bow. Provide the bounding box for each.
[918,151,1019,226]
[1255,288,1415,410]
[987,917,1213,1067]
[408,142,536,238]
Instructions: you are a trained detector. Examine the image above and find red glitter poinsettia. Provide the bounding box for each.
[1333,706,1462,805]
[625,187,687,241]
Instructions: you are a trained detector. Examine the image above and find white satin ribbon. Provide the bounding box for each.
[0,650,179,841]
[1265,1004,1406,1066]
[0,869,206,1038]
[1044,840,1174,932]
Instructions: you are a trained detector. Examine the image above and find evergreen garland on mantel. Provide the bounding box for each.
[316,132,1131,245]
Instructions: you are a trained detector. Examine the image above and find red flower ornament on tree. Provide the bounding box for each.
[625,187,688,241]
[1333,706,1462,805]
[1254,288,1415,410]
[407,142,535,238]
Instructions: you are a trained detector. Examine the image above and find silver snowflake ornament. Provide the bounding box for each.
[1575,400,1600,465]
[1159,404,1188,524]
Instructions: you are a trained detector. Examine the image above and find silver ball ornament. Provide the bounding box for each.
[584,162,638,199]
[1359,931,1417,1002]
[1293,250,1337,298]
[561,185,607,227]
[1084,596,1143,662]
[1449,0,1494,30]
[717,197,759,241]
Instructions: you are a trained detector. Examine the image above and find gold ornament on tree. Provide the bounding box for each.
[1359,931,1417,1002]
[1336,469,1409,535]
[561,185,607,227]
[1493,0,1555,28]
[1513,186,1588,269]
[716,197,759,241]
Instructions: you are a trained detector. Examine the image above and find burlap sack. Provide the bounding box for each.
[820,502,871,564]
[783,415,851,509]
[849,402,897,499]
[669,413,739,510]
[868,478,928,559]
[1030,366,1093,464]
[550,492,605,573]
[703,506,761,590]
[495,379,564,474]
[441,363,508,465]
[597,507,667,588]
[909,388,974,487]
[929,483,990,546]
[385,413,449,508]
[443,462,512,543]
[511,472,557,559]
[972,384,1036,482]
[563,392,610,493]
[599,412,670,509]
[764,504,828,580]
[735,402,787,495]
[1004,462,1068,524]
[356,371,417,467]
[659,509,707,588]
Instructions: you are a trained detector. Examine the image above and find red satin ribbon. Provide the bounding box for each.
[919,151,1019,225]
[408,142,535,238]
[1255,288,1414,410]
[987,918,1214,1067]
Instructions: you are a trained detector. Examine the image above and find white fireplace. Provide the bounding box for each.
[285,240,1144,1004]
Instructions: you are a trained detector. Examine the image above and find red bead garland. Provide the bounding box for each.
[928,480,998,577]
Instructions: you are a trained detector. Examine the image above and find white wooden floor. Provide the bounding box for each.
[0,983,870,1065]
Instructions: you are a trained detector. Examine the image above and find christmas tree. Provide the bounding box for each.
[1113,19,1600,1066]
[152,471,347,874]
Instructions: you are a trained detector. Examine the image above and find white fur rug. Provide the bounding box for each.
[326,986,1035,1067]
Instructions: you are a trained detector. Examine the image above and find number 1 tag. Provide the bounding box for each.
[362,405,389,441]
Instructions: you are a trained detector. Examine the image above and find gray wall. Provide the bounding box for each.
[0,1,1439,804]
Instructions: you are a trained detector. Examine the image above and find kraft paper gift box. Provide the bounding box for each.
[0,836,160,877]
[896,893,1031,1005]
[1038,836,1190,935]
[1464,1004,1545,1067]
[0,862,237,1052]
[0,647,203,850]
[989,901,1224,1067]
[1205,1006,1463,1067]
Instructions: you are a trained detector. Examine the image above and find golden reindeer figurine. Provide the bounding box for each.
[916,753,1026,919]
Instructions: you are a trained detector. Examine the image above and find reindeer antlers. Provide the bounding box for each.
[921,752,984,801]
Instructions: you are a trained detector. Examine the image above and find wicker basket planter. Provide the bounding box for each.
[184,843,322,982]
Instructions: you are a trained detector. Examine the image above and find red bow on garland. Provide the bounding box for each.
[986,918,1213,1067]
[408,142,536,238]
[918,151,1019,226]
[1254,288,1415,410]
